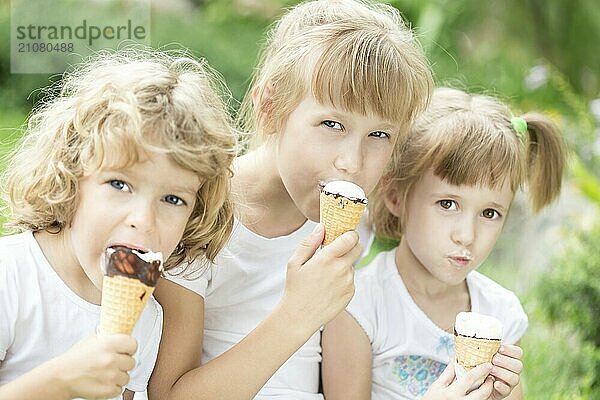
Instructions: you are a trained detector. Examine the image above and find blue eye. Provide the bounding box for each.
[438,199,457,210]
[164,195,185,206]
[322,120,343,130]
[110,180,130,192]
[369,131,390,139]
[482,208,501,220]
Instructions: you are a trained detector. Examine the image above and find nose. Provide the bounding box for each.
[333,137,363,176]
[125,199,157,233]
[451,215,476,247]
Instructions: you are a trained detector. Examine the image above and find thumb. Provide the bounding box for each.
[287,224,324,268]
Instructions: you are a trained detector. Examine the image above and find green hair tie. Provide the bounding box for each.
[511,116,528,137]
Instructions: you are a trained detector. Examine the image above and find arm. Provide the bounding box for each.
[123,390,135,400]
[0,335,137,400]
[322,310,373,400]
[148,279,204,399]
[149,226,361,400]
[0,358,73,400]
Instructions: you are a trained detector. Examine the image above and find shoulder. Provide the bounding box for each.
[469,271,522,307]
[0,233,34,357]
[352,249,397,303]
[348,249,398,329]
[469,271,528,343]
[353,249,399,305]
[0,232,37,282]
[355,248,397,283]
[0,231,32,256]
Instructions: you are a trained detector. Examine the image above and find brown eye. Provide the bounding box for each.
[438,199,456,210]
[482,209,500,219]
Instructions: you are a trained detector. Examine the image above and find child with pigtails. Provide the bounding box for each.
[322,87,567,400]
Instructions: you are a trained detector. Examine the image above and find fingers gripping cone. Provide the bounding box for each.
[320,181,367,245]
[98,247,163,335]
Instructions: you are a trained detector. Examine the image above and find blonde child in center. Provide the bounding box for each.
[148,1,434,399]
[0,49,236,400]
[321,87,567,400]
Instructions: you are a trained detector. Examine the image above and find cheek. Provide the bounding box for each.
[159,212,192,255]
[363,149,393,194]
[405,209,440,248]
[478,227,503,256]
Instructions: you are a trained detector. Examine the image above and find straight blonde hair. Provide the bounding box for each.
[238,0,433,148]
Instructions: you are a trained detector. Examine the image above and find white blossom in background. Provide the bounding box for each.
[524,65,549,91]
[590,99,600,157]
[590,98,600,123]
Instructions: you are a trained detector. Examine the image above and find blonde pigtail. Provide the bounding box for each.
[521,112,568,212]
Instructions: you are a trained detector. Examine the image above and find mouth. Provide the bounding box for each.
[448,255,472,268]
[107,242,149,254]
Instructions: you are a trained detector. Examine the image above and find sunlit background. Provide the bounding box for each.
[1,1,599,398]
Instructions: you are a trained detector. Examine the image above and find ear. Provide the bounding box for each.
[383,186,403,218]
[252,83,275,131]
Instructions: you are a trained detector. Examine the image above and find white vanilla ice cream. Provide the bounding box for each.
[322,181,367,203]
[137,250,164,268]
[454,312,503,339]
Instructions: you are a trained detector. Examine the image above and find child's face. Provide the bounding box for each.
[275,94,397,221]
[68,151,201,290]
[401,170,514,286]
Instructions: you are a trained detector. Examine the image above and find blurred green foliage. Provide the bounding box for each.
[534,221,600,396]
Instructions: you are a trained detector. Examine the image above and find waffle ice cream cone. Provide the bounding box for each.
[99,275,154,335]
[98,246,163,336]
[454,334,501,370]
[320,181,367,245]
[453,312,502,388]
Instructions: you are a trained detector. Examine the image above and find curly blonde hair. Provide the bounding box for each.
[370,87,568,239]
[1,48,237,270]
[238,0,432,148]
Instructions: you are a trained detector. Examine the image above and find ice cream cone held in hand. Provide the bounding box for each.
[320,180,367,245]
[454,312,502,387]
[98,246,163,336]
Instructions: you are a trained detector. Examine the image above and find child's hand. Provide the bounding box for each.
[488,344,523,399]
[282,224,361,330]
[54,334,137,399]
[423,361,494,400]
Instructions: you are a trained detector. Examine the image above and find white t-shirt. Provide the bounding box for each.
[347,249,528,400]
[0,231,163,399]
[167,215,373,400]
[168,218,323,399]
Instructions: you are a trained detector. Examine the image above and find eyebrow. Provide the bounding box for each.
[168,184,199,196]
[488,202,508,212]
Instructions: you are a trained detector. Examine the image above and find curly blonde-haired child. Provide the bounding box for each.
[0,48,236,400]
[148,1,433,399]
[322,87,567,400]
